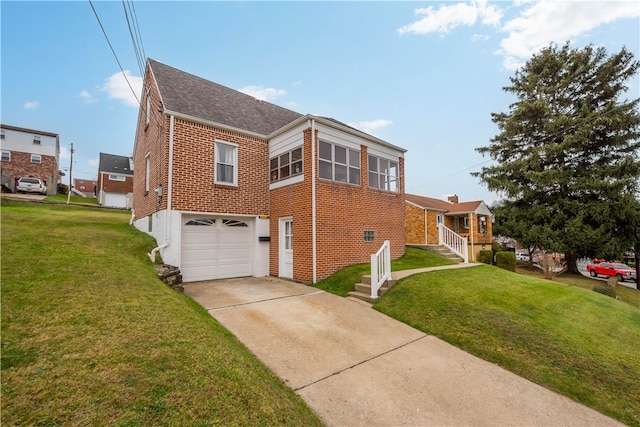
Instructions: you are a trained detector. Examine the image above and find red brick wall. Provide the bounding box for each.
[133,68,169,219]
[170,119,269,215]
[270,127,406,283]
[98,173,133,194]
[1,152,58,194]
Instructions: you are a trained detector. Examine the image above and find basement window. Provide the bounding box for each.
[364,230,375,242]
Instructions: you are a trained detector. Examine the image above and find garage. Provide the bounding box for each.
[181,215,254,282]
[104,193,128,208]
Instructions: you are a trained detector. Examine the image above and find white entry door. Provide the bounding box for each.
[279,217,293,279]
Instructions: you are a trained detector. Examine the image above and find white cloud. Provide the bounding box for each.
[498,1,640,70]
[397,0,503,35]
[347,119,393,135]
[472,34,490,42]
[59,146,71,160]
[100,70,143,107]
[24,101,40,110]
[238,85,286,101]
[78,90,98,104]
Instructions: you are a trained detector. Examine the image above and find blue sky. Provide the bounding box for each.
[2,1,638,204]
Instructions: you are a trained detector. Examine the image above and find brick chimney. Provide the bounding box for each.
[448,194,459,204]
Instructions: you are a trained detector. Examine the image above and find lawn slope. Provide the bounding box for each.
[375,265,640,426]
[1,200,321,426]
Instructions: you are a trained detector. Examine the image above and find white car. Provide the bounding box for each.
[16,177,47,194]
[516,252,530,262]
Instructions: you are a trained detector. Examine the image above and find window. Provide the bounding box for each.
[364,230,375,242]
[109,174,125,181]
[223,219,248,227]
[1,150,10,162]
[1,130,5,139]
[145,89,151,126]
[318,140,360,185]
[463,217,469,229]
[270,147,303,182]
[33,135,41,145]
[31,154,41,164]
[215,141,237,185]
[285,221,293,250]
[145,153,151,192]
[479,216,487,233]
[436,214,443,225]
[368,155,399,192]
[185,218,216,226]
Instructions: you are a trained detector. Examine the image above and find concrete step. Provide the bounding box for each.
[347,290,379,303]
[360,275,397,288]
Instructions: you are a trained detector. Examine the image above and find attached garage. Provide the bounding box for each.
[181,215,254,282]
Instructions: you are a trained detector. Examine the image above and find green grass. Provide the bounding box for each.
[45,194,99,205]
[313,246,455,296]
[374,264,640,426]
[1,200,321,426]
[516,264,640,308]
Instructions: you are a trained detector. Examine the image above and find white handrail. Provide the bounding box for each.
[371,240,391,299]
[438,224,469,263]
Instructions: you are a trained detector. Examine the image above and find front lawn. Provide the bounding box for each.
[313,246,455,296]
[375,264,640,426]
[1,200,321,426]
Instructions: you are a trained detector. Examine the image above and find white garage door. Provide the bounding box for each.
[104,193,127,208]
[181,216,253,282]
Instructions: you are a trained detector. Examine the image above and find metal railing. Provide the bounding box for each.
[371,240,391,299]
[438,224,469,263]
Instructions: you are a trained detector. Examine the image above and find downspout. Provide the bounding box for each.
[470,213,474,261]
[424,209,428,245]
[148,114,175,262]
[311,118,317,283]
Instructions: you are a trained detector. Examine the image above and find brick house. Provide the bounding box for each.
[132,59,406,283]
[405,193,493,262]
[0,124,60,194]
[73,178,97,197]
[97,153,134,209]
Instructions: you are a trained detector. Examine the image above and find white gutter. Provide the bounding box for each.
[424,208,428,245]
[148,114,175,262]
[311,118,317,283]
[470,213,474,261]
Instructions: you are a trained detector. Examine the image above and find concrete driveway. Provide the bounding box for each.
[184,276,622,426]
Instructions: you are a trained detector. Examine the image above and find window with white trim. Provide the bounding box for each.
[31,154,41,164]
[1,150,10,162]
[145,89,151,126]
[368,155,399,192]
[270,147,303,183]
[33,135,41,145]
[436,214,443,225]
[109,174,126,181]
[318,140,360,185]
[215,141,238,185]
[463,217,469,229]
[0,130,5,139]
[145,152,151,192]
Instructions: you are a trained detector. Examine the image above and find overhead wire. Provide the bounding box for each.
[122,0,146,76]
[88,0,141,105]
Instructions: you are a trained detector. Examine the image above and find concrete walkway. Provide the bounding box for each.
[184,270,622,426]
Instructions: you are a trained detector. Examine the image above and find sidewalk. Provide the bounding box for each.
[184,274,622,426]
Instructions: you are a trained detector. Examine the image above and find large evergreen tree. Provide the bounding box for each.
[474,43,640,274]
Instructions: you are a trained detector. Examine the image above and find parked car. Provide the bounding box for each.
[586,261,637,282]
[516,252,530,262]
[16,177,47,195]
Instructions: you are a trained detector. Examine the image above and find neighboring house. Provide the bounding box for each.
[97,153,134,209]
[132,59,406,283]
[0,124,60,195]
[405,193,493,262]
[73,178,97,197]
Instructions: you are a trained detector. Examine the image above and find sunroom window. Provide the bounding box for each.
[318,140,360,185]
[368,155,398,192]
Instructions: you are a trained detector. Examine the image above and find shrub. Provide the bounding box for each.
[478,250,493,265]
[593,284,617,298]
[495,251,516,272]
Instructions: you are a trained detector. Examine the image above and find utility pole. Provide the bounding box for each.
[66,143,74,205]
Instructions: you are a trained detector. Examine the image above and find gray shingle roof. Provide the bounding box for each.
[99,153,134,175]
[149,59,303,136]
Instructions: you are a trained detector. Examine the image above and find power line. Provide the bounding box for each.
[122,0,146,76]
[88,0,140,105]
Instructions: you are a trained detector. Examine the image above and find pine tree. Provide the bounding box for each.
[474,43,640,274]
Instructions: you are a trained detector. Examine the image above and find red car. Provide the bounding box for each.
[587,262,637,282]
